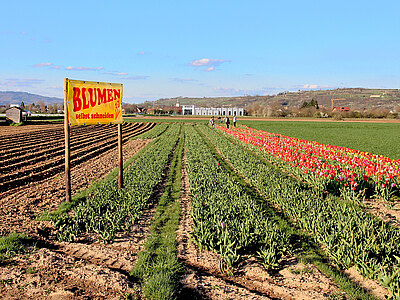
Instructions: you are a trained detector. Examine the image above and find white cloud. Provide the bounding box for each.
[33,62,53,67]
[190,58,229,67]
[303,84,318,89]
[215,87,239,93]
[65,66,103,71]
[189,58,230,71]
[137,51,151,55]
[301,84,333,90]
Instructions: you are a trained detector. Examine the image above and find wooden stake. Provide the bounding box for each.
[64,78,71,202]
[118,123,123,189]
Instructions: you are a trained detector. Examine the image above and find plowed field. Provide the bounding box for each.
[0,122,154,195]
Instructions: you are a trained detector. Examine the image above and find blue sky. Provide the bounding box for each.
[0,0,399,103]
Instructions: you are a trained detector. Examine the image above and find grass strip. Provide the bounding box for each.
[38,136,160,221]
[131,130,184,300]
[0,233,32,263]
[198,124,377,300]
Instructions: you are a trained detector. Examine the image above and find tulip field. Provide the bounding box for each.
[219,125,400,203]
[183,123,400,298]
[3,120,400,299]
[185,125,292,273]
[53,121,400,298]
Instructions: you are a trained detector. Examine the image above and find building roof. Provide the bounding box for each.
[6,106,25,112]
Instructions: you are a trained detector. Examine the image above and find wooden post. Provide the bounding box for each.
[64,78,72,202]
[118,123,123,189]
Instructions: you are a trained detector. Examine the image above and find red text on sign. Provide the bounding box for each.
[72,87,121,112]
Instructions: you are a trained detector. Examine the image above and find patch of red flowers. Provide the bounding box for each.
[217,125,400,198]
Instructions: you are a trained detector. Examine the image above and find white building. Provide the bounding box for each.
[181,105,244,116]
[182,105,195,115]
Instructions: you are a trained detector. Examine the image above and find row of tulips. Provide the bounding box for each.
[203,125,400,297]
[184,124,292,272]
[218,125,400,203]
[55,124,181,242]
[132,122,169,140]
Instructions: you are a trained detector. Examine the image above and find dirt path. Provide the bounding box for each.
[177,158,342,299]
[364,200,400,227]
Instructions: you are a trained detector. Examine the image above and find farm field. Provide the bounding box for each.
[240,120,400,160]
[0,119,399,299]
[0,122,155,195]
[127,117,400,159]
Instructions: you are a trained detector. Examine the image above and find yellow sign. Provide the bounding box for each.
[65,79,123,126]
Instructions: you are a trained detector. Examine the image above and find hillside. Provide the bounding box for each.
[151,88,400,111]
[0,91,63,106]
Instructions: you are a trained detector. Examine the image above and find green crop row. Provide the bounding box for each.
[55,124,181,243]
[131,123,169,140]
[203,125,400,297]
[184,124,292,273]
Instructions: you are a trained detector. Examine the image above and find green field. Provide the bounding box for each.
[125,117,400,160]
[241,120,400,160]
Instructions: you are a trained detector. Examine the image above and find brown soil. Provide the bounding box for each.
[0,122,154,194]
[0,123,157,298]
[0,123,64,136]
[344,267,390,298]
[126,116,400,123]
[177,158,342,299]
[364,200,400,227]
[0,207,156,299]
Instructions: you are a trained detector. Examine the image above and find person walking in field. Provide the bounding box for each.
[225,116,230,129]
[233,115,237,127]
[209,116,215,129]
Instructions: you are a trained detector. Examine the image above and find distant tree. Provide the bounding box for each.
[20,101,25,108]
[53,103,61,112]
[301,101,309,108]
[123,103,138,114]
[27,103,37,112]
[301,99,319,109]
[37,101,46,113]
[47,104,55,113]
